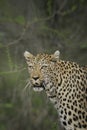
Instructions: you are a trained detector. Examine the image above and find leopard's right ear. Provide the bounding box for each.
[24,51,33,60]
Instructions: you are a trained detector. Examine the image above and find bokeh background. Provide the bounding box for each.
[0,0,87,130]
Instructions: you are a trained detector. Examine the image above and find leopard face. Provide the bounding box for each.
[24,50,60,92]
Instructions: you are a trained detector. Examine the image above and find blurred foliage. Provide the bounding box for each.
[47,0,53,16]
[0,0,25,25]
[14,16,25,25]
[0,0,87,130]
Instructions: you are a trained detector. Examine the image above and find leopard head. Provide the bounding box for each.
[24,50,60,92]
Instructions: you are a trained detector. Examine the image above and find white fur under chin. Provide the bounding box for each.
[33,87,43,92]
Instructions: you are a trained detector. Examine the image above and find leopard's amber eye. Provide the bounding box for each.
[41,64,48,70]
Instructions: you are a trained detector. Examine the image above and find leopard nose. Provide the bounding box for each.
[32,76,39,80]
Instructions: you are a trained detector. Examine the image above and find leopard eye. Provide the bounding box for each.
[41,64,48,69]
[28,64,33,69]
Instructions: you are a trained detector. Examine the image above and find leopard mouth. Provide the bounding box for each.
[33,82,45,92]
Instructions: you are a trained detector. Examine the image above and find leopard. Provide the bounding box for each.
[24,50,87,130]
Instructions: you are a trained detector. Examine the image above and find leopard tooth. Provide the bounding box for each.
[33,87,43,92]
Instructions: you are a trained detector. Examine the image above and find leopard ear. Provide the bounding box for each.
[51,50,60,62]
[54,50,60,60]
[24,51,33,60]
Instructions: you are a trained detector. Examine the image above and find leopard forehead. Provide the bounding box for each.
[25,54,51,67]
[35,54,52,63]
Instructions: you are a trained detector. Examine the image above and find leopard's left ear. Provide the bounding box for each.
[24,51,33,60]
[51,50,60,62]
[54,50,60,59]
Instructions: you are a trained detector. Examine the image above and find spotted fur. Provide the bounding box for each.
[24,50,87,130]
